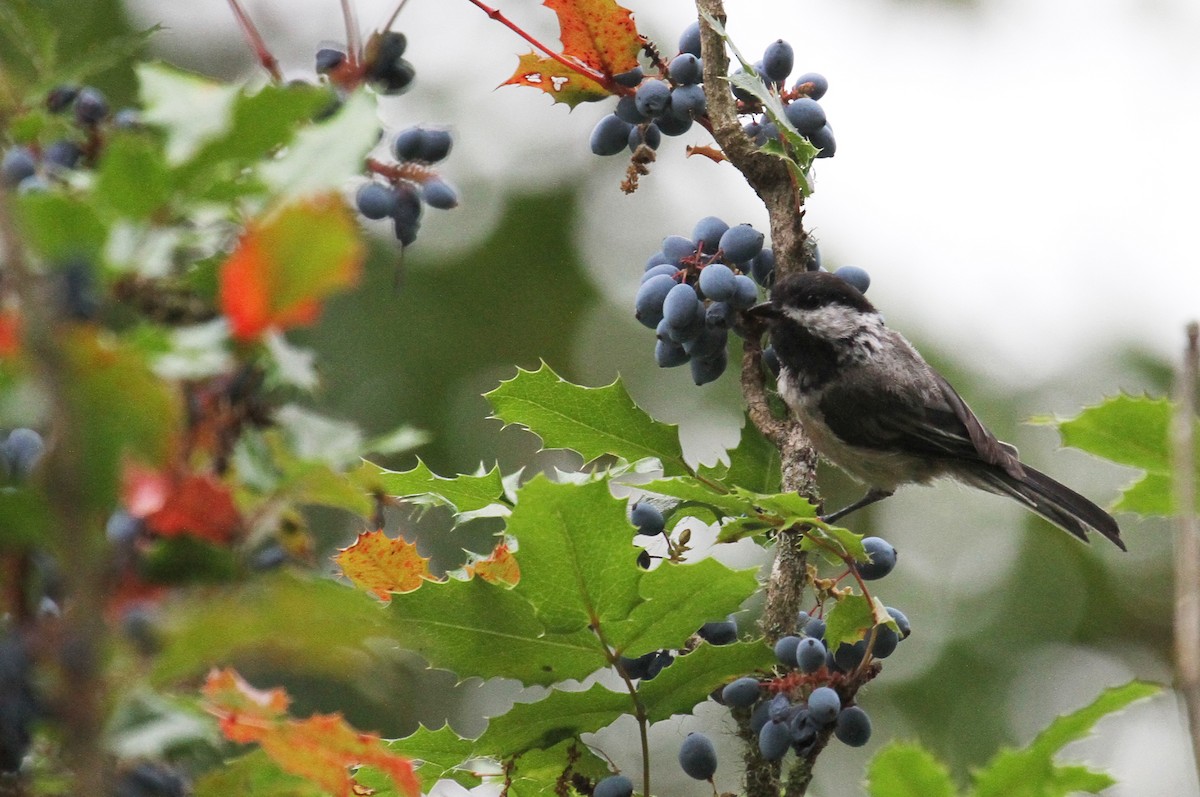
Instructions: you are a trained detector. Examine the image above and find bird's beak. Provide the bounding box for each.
[747,300,780,320]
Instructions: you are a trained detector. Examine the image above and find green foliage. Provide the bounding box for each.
[485,362,690,475]
[867,682,1159,797]
[1049,394,1199,515]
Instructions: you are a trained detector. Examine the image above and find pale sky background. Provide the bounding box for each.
[125,1,1200,794]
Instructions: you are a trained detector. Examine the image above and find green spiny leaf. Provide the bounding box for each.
[969,681,1159,797]
[354,459,506,513]
[868,742,959,797]
[485,363,687,475]
[506,476,642,633]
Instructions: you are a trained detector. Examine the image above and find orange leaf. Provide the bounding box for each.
[204,668,420,797]
[219,194,364,340]
[333,529,439,602]
[502,53,610,108]
[546,0,640,77]
[465,542,520,586]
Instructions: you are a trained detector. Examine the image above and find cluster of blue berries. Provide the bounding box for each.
[0,85,138,193]
[633,216,775,385]
[590,22,711,158]
[315,31,415,96]
[354,126,457,246]
[734,38,836,159]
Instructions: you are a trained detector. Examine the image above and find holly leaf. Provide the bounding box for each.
[485,363,687,475]
[968,681,1159,797]
[609,557,758,658]
[334,529,440,601]
[502,53,610,108]
[638,642,775,721]
[354,458,506,513]
[463,542,520,586]
[475,684,628,757]
[722,417,783,494]
[386,578,604,686]
[1048,394,1199,515]
[868,742,958,797]
[501,0,640,107]
[203,668,420,797]
[384,725,477,791]
[505,476,642,633]
[823,593,874,653]
[218,194,364,341]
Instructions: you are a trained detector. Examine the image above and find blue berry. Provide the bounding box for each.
[705,301,731,329]
[2,429,45,482]
[631,501,665,535]
[661,235,697,264]
[645,250,672,270]
[643,263,678,282]
[392,127,424,161]
[749,700,772,734]
[761,39,794,83]
[698,263,736,302]
[669,53,704,85]
[682,325,727,358]
[692,216,729,253]
[729,274,759,310]
[722,677,761,708]
[784,98,826,135]
[810,124,836,158]
[415,128,452,163]
[833,638,868,671]
[356,182,398,220]
[871,623,899,659]
[74,87,108,126]
[718,224,765,263]
[421,178,459,210]
[614,95,648,124]
[835,706,871,746]
[679,732,717,780]
[594,774,633,797]
[690,350,726,385]
[655,338,690,368]
[768,693,792,723]
[635,274,676,328]
[795,638,825,673]
[807,686,841,725]
[803,618,826,641]
[679,22,702,57]
[835,266,870,294]
[634,79,672,117]
[1,147,37,187]
[887,607,911,639]
[856,536,897,580]
[773,635,801,667]
[655,110,693,137]
[45,85,79,113]
[106,511,143,546]
[749,248,775,287]
[698,618,738,645]
[613,66,644,87]
[663,283,702,328]
[669,84,707,118]
[758,717,791,761]
[315,48,346,73]
[793,72,828,100]
[591,114,633,156]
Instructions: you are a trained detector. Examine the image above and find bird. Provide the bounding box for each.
[748,270,1125,550]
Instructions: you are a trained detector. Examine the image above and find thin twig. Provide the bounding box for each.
[1174,321,1200,777]
[225,0,283,81]
[339,0,362,72]
[463,0,614,90]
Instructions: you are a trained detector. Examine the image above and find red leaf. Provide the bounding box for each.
[502,53,610,108]
[204,668,420,797]
[219,194,364,340]
[333,529,440,602]
[123,465,242,544]
[0,309,21,358]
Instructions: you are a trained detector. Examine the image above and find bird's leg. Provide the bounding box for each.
[818,488,894,525]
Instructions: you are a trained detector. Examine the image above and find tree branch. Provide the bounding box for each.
[1174,321,1200,778]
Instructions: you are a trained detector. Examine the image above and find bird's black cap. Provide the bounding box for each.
[767,271,877,315]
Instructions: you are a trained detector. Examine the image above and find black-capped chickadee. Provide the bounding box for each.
[749,271,1125,550]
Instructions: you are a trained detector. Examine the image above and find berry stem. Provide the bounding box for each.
[225,0,283,82]
[380,0,414,34]
[339,0,362,71]
[597,626,653,797]
[463,0,613,89]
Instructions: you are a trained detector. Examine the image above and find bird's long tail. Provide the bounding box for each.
[972,464,1125,550]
